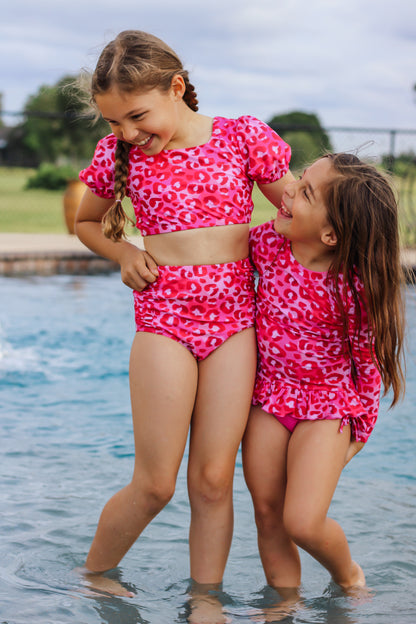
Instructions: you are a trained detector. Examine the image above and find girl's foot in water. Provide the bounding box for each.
[187,581,230,624]
[75,567,135,598]
[337,562,374,601]
[337,561,366,590]
[250,587,304,622]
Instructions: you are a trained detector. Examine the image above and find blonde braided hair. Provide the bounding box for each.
[102,140,134,241]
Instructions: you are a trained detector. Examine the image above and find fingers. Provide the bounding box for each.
[120,249,159,291]
[143,252,159,278]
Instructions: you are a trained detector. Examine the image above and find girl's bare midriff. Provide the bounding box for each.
[143,223,250,266]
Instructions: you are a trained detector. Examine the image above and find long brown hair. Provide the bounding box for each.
[324,153,405,405]
[90,30,199,241]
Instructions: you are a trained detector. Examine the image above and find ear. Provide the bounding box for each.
[321,227,337,248]
[170,74,186,100]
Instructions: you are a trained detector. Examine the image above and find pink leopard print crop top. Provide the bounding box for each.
[79,115,291,236]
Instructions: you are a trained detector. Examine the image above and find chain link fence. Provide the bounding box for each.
[326,126,416,247]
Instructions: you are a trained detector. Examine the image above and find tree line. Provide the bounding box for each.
[1,74,414,177]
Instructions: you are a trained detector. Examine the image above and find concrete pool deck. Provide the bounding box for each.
[0,233,142,276]
[0,232,416,277]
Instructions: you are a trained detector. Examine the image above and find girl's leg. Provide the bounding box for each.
[187,328,257,584]
[85,332,198,573]
[284,420,365,588]
[242,406,301,589]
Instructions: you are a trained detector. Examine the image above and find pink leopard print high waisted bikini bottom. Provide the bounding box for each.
[133,258,255,361]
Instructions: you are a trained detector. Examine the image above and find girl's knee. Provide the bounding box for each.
[188,463,233,505]
[251,496,285,533]
[132,473,176,514]
[283,507,322,547]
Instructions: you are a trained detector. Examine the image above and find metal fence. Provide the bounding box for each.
[327,126,416,166]
[325,126,416,247]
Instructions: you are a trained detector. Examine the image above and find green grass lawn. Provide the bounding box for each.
[0,168,67,233]
[1,167,414,247]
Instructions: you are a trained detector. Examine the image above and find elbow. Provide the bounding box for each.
[73,216,90,243]
[73,214,82,238]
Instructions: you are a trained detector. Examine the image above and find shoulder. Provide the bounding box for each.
[338,269,366,301]
[230,116,291,181]
[249,221,284,268]
[92,135,149,170]
[235,115,269,130]
[213,115,277,139]
[234,115,284,143]
[87,134,119,168]
[250,219,284,247]
[94,133,118,153]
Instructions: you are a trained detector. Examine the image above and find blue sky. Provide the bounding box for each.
[2,0,416,155]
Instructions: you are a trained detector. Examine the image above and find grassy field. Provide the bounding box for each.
[0,167,415,246]
[0,168,67,233]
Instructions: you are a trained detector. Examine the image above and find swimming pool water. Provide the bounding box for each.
[0,274,415,623]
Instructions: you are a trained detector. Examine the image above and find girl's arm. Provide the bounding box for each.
[75,188,159,291]
[257,171,295,208]
[348,297,382,443]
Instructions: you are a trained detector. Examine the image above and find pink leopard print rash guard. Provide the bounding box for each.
[249,221,381,443]
[79,116,291,236]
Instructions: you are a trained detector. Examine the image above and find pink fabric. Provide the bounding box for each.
[274,413,300,433]
[79,116,290,236]
[133,258,255,360]
[249,221,381,443]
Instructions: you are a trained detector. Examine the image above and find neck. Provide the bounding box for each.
[168,104,212,149]
[291,241,334,272]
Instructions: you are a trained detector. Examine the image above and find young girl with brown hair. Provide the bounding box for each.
[75,30,292,605]
[243,153,405,607]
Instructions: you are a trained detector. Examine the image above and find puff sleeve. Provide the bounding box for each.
[79,134,118,199]
[236,115,291,184]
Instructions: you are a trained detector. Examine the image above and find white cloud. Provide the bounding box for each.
[1,0,416,157]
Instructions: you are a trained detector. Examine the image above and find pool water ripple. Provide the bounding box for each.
[1,275,415,623]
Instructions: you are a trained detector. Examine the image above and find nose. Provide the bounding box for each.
[121,123,139,143]
[284,180,296,197]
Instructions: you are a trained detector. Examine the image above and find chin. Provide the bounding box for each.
[273,217,283,234]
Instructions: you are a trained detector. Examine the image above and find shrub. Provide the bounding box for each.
[25,163,79,190]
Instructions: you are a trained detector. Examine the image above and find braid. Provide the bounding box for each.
[182,74,199,111]
[102,140,134,241]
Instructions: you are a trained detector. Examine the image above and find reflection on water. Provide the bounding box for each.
[0,276,415,623]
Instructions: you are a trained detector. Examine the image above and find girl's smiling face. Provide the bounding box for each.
[274,157,338,248]
[95,77,185,155]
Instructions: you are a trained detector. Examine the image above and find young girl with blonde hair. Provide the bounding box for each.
[243,153,405,604]
[75,30,292,604]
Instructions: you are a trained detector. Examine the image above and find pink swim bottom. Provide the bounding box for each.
[274,413,300,433]
[133,258,255,361]
[273,411,347,435]
[259,406,349,435]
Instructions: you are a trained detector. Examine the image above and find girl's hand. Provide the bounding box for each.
[344,440,365,466]
[118,245,159,291]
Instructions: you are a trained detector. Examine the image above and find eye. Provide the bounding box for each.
[131,113,145,121]
[297,174,310,200]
